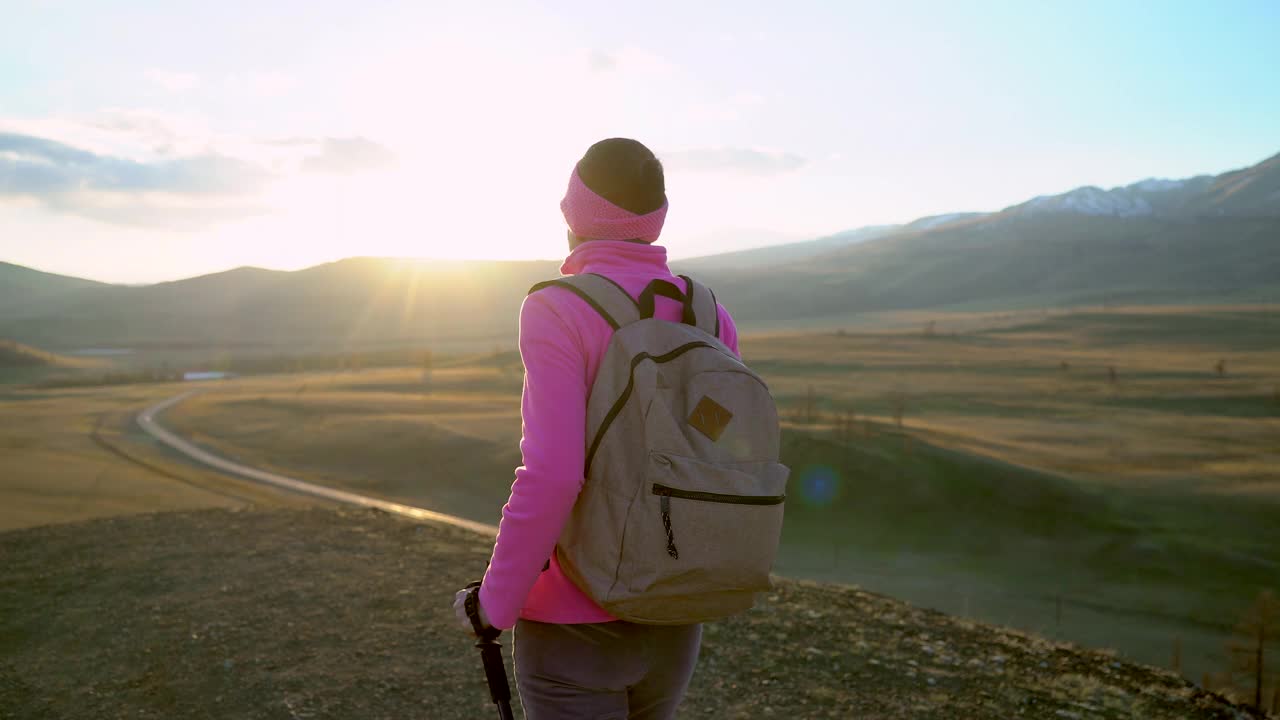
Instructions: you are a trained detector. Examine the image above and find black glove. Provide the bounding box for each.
[463,580,501,641]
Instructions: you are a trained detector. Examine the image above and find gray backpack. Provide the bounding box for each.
[528,273,790,624]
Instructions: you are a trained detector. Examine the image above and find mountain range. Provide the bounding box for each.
[2,151,1276,352]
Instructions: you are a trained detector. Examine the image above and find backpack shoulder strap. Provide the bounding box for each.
[528,273,641,331]
[679,275,720,339]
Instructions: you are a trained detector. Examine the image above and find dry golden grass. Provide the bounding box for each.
[0,339,103,369]
[161,367,525,523]
[742,306,1280,496]
[11,305,1272,686]
[0,382,314,531]
[4,507,1254,720]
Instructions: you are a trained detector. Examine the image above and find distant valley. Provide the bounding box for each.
[1,150,1276,355]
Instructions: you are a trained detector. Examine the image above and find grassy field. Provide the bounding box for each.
[3,304,1276,692]
[753,305,1280,495]
[4,507,1256,719]
[746,305,1278,684]
[146,305,1280,688]
[0,381,314,532]
[0,339,105,387]
[161,366,526,522]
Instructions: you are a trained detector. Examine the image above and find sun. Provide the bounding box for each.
[251,164,569,267]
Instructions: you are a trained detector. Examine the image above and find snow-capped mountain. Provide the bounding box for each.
[1000,151,1280,220]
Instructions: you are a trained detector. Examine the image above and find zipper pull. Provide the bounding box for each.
[660,493,679,559]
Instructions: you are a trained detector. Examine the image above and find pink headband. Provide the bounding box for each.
[560,166,668,243]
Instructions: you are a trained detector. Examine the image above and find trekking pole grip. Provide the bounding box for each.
[476,639,514,719]
[463,579,513,719]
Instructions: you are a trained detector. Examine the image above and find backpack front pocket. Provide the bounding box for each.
[618,451,788,598]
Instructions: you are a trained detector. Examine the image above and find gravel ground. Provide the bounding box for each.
[0,507,1267,719]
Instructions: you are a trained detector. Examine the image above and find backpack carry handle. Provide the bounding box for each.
[638,279,696,326]
[679,275,721,339]
[529,273,720,338]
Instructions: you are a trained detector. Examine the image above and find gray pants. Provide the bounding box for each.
[512,618,702,720]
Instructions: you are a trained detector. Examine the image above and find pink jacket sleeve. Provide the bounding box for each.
[717,305,741,359]
[479,291,588,630]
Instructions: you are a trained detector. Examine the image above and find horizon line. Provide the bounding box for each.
[6,145,1276,287]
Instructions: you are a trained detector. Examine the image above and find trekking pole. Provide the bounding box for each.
[463,580,514,720]
[475,633,514,720]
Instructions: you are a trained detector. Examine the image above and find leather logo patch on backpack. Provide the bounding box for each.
[689,395,733,442]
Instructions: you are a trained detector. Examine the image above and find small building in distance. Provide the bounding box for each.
[182,371,234,382]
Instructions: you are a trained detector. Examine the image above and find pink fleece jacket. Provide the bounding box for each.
[478,240,740,630]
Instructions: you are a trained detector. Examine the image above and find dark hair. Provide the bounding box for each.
[576,138,666,215]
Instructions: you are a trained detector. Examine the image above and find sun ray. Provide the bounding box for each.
[399,261,422,338]
[344,260,401,348]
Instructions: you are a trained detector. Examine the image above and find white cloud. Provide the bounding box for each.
[581,47,677,76]
[44,192,270,230]
[301,137,396,174]
[587,49,616,72]
[144,69,200,92]
[0,130,270,228]
[225,70,298,97]
[0,111,398,229]
[2,109,211,161]
[683,91,767,127]
[729,91,766,107]
[0,132,266,195]
[660,147,807,175]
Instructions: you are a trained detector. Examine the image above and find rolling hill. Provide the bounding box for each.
[696,214,1279,324]
[0,261,109,316]
[0,339,96,368]
[1005,151,1280,220]
[0,257,560,351]
[0,337,101,385]
[678,224,901,271]
[692,151,1280,322]
[0,151,1276,351]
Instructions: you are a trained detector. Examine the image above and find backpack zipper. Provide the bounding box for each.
[652,482,787,559]
[585,341,772,475]
[651,483,786,505]
[585,341,728,475]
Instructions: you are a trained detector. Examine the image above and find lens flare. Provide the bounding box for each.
[796,465,839,507]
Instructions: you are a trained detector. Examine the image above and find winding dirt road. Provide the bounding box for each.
[136,391,499,538]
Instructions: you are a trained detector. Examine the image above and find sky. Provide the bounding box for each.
[1,0,1278,284]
